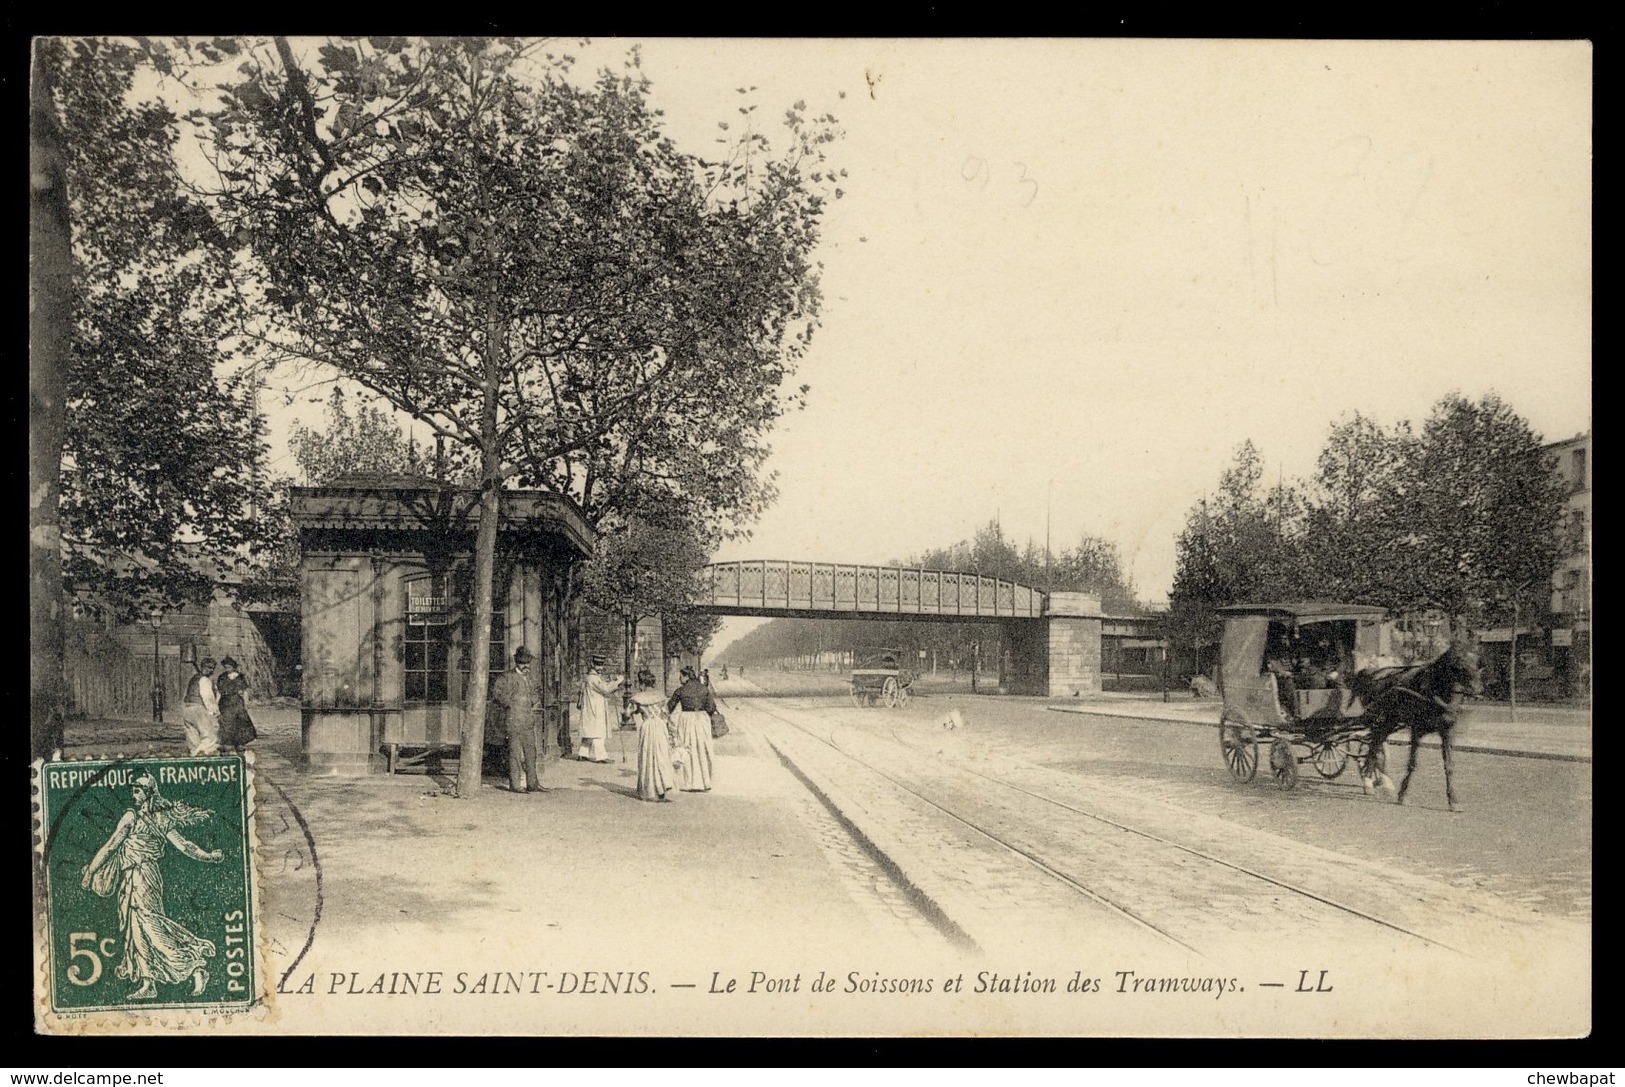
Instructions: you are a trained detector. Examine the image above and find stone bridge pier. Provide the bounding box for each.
[1002,592,1104,697]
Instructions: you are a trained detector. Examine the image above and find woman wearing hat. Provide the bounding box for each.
[576,654,622,763]
[630,686,675,802]
[215,657,257,752]
[666,666,716,792]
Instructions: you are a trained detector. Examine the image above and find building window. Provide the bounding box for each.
[405,576,452,703]
[1566,508,1587,555]
[1572,448,1587,492]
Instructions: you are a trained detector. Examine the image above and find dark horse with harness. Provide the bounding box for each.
[1350,639,1484,812]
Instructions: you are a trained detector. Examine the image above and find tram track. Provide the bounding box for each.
[879,723,1463,954]
[745,696,1480,959]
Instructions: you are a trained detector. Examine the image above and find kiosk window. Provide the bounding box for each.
[405,576,452,703]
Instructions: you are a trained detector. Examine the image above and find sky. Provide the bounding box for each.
[245,39,1592,648]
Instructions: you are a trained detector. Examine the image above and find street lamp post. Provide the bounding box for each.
[148,607,164,723]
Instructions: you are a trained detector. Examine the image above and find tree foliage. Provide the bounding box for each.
[1169,395,1568,641]
[662,608,724,659]
[1398,394,1567,624]
[579,516,713,628]
[32,41,73,757]
[1168,440,1301,648]
[1296,413,1414,605]
[193,37,838,792]
[287,386,444,484]
[199,37,834,531]
[43,37,280,621]
[909,519,1140,613]
[578,514,721,689]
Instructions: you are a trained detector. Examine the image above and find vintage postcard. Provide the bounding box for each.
[30,37,1590,1038]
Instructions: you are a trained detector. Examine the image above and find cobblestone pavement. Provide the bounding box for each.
[784,781,949,948]
[745,696,1588,968]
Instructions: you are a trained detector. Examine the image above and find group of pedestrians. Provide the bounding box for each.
[628,665,716,802]
[489,649,719,804]
[181,655,258,757]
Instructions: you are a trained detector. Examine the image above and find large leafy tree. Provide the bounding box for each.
[287,386,442,484]
[579,515,718,690]
[1168,441,1302,652]
[1398,393,1567,628]
[43,37,279,623]
[1170,395,1569,645]
[1295,413,1414,605]
[199,37,837,795]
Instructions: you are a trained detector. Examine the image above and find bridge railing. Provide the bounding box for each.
[697,560,1045,618]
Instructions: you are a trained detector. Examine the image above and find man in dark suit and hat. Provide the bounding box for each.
[490,646,547,792]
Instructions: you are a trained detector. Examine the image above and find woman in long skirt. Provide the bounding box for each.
[665,666,715,792]
[630,689,674,802]
[215,657,257,751]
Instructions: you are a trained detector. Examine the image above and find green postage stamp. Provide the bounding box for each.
[33,754,263,1027]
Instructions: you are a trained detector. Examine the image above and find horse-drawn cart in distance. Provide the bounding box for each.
[1216,603,1388,791]
[850,647,913,708]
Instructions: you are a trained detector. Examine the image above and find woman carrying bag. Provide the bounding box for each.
[665,666,715,792]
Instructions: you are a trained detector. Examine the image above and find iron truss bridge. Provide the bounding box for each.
[694,560,1046,621]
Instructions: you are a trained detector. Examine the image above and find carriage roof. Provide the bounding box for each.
[1216,602,1386,624]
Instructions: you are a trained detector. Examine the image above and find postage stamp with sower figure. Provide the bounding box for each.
[34,754,263,1026]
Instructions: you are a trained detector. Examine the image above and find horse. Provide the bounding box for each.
[1349,639,1484,812]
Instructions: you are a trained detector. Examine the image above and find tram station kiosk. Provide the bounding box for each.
[290,477,594,776]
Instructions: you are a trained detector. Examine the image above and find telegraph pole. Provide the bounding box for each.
[1045,476,1053,594]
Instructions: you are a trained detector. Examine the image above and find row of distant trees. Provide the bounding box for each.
[30,37,842,790]
[1168,393,1570,658]
[721,520,1141,668]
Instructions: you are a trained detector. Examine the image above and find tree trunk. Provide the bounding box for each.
[30,43,70,759]
[455,342,503,797]
[660,614,671,692]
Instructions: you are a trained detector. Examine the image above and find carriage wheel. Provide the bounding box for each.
[849,685,866,708]
[1219,722,1258,784]
[1311,742,1348,779]
[896,682,912,707]
[1270,739,1299,790]
[882,677,901,708]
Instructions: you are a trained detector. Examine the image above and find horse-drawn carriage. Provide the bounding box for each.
[1216,603,1389,790]
[1216,602,1482,808]
[850,647,913,708]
